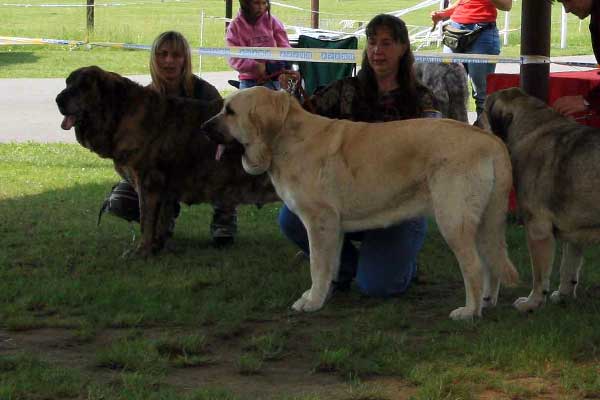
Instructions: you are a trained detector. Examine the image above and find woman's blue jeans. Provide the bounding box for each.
[444,21,500,117]
[278,205,427,298]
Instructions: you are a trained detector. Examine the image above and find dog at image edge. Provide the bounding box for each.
[56,66,278,256]
[481,87,600,312]
[202,86,519,320]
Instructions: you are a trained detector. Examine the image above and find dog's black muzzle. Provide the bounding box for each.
[201,115,228,145]
[55,90,68,115]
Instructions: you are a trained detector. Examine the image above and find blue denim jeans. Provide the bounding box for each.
[239,79,280,90]
[444,21,500,116]
[278,205,427,298]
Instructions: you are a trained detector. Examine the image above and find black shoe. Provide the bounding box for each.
[210,208,237,248]
[97,180,140,225]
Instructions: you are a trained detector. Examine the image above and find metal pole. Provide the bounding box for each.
[225,0,232,30]
[311,0,319,29]
[520,0,551,102]
[503,10,510,46]
[86,0,94,40]
[199,9,205,76]
[561,8,568,49]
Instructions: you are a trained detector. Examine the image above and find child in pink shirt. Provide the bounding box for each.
[226,0,291,89]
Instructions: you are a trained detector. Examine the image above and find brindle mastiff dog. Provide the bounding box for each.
[203,86,518,320]
[56,66,278,256]
[482,87,600,312]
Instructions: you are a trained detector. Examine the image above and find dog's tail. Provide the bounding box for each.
[478,145,519,288]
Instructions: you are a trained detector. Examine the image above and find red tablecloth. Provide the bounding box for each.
[487,69,600,212]
[487,69,600,128]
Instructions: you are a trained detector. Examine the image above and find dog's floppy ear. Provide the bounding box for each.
[239,90,291,175]
[485,91,513,142]
[258,89,291,138]
[240,104,272,175]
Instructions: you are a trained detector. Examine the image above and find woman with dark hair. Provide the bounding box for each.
[278,14,440,297]
[226,0,291,89]
[100,31,238,247]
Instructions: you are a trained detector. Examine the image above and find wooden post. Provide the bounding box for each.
[225,0,232,30]
[311,0,319,29]
[86,0,94,37]
[520,0,551,102]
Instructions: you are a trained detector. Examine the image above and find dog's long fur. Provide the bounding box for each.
[415,62,469,122]
[56,66,278,255]
[203,86,518,319]
[482,87,600,312]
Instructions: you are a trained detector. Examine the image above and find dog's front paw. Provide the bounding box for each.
[513,296,545,312]
[449,306,479,320]
[291,289,327,312]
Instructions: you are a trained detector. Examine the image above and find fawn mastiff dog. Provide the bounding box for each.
[203,86,518,320]
[482,87,600,312]
[56,66,278,256]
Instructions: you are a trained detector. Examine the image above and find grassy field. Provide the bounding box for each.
[0,143,599,399]
[1,1,599,398]
[0,0,595,78]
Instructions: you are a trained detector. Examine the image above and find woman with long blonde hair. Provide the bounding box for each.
[100,31,238,247]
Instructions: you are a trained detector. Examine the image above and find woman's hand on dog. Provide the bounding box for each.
[553,95,589,116]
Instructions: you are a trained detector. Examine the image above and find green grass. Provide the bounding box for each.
[0,0,595,78]
[1,142,599,399]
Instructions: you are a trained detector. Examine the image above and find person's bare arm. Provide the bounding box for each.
[431,0,460,24]
[489,0,512,12]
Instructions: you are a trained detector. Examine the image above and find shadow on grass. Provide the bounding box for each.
[0,50,39,68]
[0,180,296,325]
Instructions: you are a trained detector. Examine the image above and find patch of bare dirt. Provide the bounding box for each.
[0,326,417,400]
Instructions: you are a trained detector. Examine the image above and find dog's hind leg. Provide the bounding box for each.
[477,155,519,308]
[550,242,583,304]
[292,207,343,313]
[437,211,484,320]
[513,218,555,313]
[430,174,486,320]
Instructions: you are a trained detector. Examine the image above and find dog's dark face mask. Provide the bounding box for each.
[56,66,125,158]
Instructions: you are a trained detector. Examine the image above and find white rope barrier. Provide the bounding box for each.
[2,36,569,66]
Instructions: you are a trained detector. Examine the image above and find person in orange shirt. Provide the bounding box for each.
[432,0,512,118]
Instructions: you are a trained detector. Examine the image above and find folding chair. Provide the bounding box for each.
[296,35,358,96]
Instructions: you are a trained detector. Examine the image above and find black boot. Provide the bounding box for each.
[210,207,238,248]
[97,180,140,225]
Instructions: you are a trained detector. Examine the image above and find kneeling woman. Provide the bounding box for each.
[279,14,440,297]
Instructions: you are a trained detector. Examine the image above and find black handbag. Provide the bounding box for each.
[442,24,486,53]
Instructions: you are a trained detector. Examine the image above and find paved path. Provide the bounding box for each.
[0,71,237,144]
[0,55,596,143]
